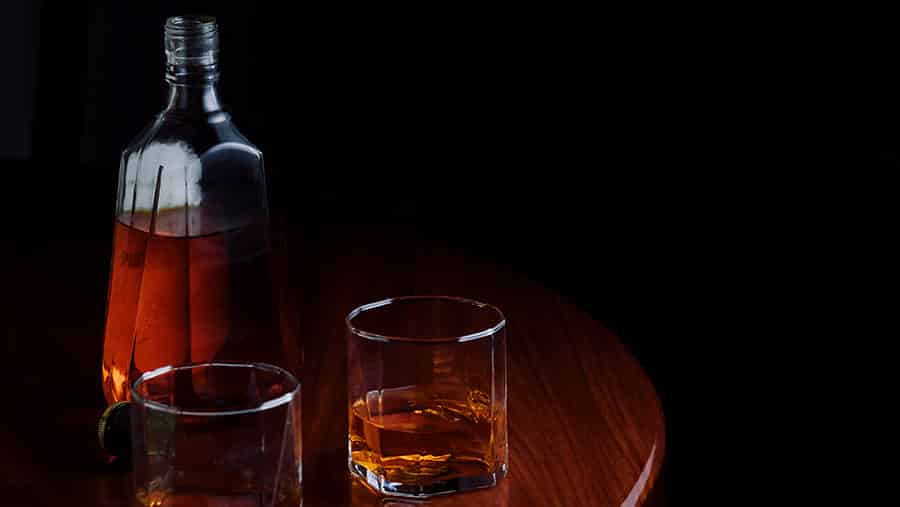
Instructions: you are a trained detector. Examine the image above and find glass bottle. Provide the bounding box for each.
[100,16,298,404]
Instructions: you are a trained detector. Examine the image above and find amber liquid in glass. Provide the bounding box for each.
[101,218,286,403]
[349,384,501,484]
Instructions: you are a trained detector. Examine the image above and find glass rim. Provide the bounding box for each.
[346,295,507,344]
[130,361,300,417]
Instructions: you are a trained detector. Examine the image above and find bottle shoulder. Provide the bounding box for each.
[121,115,165,158]
[116,112,268,237]
[122,112,262,161]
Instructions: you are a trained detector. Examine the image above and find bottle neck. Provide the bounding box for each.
[164,81,223,114]
[163,16,221,114]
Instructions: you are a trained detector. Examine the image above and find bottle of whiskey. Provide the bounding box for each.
[100,15,299,406]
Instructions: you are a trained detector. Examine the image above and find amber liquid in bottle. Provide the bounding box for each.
[101,215,285,404]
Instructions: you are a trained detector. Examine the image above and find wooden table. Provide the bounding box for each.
[0,224,664,506]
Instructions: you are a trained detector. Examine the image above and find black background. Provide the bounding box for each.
[1,1,809,502]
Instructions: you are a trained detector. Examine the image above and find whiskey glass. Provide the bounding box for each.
[347,296,508,498]
[130,362,302,506]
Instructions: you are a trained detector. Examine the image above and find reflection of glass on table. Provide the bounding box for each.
[347,297,508,498]
[130,362,301,506]
[350,473,511,507]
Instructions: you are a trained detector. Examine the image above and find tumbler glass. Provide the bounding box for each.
[347,296,508,498]
[130,362,302,506]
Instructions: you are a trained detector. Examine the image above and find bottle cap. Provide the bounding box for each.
[98,401,132,460]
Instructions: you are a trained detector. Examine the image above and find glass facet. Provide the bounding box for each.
[347,296,508,498]
[130,362,302,506]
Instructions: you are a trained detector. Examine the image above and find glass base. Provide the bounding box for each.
[349,460,508,498]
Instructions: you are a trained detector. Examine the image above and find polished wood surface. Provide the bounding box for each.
[1,224,664,506]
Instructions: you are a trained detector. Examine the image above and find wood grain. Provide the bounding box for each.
[0,223,664,506]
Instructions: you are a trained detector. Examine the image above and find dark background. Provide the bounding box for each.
[2,1,785,502]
